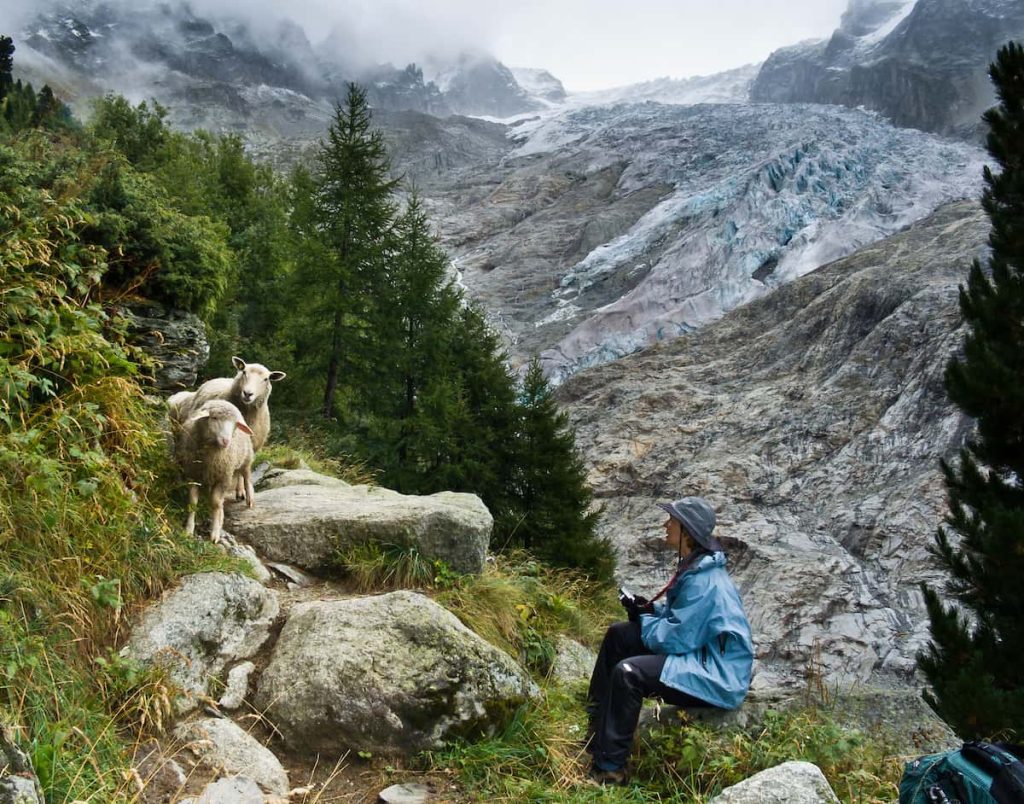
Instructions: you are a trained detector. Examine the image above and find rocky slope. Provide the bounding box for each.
[750,0,1024,138]
[559,200,986,689]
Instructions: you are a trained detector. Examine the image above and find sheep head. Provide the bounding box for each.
[188,400,254,448]
[231,356,287,407]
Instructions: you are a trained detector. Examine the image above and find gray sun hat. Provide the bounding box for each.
[658,496,724,552]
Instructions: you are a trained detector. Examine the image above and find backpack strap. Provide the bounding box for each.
[961,741,1024,804]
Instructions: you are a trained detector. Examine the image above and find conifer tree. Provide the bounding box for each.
[292,83,398,417]
[508,358,613,581]
[918,41,1024,740]
[0,36,14,101]
[360,193,462,478]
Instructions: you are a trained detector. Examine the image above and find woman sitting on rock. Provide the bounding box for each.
[586,496,754,785]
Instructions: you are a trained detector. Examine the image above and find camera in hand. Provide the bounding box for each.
[618,587,652,622]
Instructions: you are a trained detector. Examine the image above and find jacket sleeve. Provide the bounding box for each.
[639,574,721,655]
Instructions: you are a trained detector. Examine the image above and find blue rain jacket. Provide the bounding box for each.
[639,551,753,709]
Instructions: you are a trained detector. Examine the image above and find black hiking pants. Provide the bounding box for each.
[586,620,712,770]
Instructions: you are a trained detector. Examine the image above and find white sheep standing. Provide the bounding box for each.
[171,356,286,498]
[175,399,254,543]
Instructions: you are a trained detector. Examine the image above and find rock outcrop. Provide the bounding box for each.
[225,469,492,575]
[560,200,988,689]
[120,302,209,392]
[255,591,535,756]
[750,0,1024,139]
[709,761,839,803]
[121,573,279,711]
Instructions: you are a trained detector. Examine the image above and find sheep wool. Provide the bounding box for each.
[176,399,254,543]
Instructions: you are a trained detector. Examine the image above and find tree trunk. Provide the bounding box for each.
[322,307,343,418]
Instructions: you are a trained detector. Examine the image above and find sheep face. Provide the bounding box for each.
[231,356,287,407]
[188,400,254,447]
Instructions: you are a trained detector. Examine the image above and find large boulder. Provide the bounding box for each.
[709,761,839,803]
[225,470,492,575]
[172,718,288,796]
[255,591,535,756]
[121,573,279,712]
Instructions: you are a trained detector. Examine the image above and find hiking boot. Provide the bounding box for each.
[588,765,628,786]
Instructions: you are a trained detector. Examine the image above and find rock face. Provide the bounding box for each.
[120,302,209,392]
[172,717,289,796]
[560,200,987,689]
[255,591,535,756]
[709,761,839,804]
[225,469,492,575]
[750,0,1024,138]
[121,573,279,711]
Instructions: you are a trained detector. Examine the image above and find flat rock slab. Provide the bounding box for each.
[255,591,535,756]
[709,761,839,803]
[225,470,492,575]
[121,573,279,712]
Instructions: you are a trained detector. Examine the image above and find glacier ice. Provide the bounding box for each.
[508,102,988,384]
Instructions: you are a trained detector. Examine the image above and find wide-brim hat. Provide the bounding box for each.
[658,496,724,552]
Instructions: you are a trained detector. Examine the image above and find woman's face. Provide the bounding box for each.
[663,517,693,555]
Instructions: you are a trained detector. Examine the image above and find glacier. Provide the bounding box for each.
[462,102,988,384]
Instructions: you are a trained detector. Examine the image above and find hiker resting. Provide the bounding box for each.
[586,496,754,785]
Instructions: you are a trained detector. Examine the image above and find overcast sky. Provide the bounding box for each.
[272,0,851,90]
[6,0,853,91]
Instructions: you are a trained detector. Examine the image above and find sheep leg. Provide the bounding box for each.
[209,488,225,544]
[242,466,254,509]
[234,473,245,502]
[185,483,199,536]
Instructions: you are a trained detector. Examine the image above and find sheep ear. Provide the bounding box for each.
[269,371,287,382]
[232,356,246,371]
[187,409,211,424]
[235,421,254,436]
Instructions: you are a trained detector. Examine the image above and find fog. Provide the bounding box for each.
[1,0,852,91]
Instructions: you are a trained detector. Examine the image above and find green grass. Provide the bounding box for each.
[430,683,904,802]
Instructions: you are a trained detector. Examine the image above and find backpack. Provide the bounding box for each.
[899,741,1024,804]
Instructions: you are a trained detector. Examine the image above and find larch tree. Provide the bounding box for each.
[918,41,1024,740]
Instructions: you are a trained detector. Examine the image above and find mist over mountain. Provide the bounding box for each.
[9,0,546,121]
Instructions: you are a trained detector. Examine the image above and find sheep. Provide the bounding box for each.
[176,356,286,499]
[185,356,286,453]
[175,399,254,543]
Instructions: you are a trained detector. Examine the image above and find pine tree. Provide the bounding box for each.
[297,83,398,418]
[508,358,614,581]
[918,41,1024,740]
[0,36,14,102]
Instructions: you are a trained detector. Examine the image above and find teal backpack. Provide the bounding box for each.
[899,742,1024,804]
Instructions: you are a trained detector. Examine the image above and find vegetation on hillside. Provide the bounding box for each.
[919,40,1024,741]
